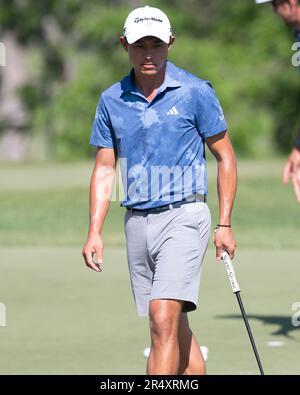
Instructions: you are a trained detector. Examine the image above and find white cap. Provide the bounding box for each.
[123,6,172,44]
[255,0,272,4]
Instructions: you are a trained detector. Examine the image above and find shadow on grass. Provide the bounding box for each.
[217,314,300,340]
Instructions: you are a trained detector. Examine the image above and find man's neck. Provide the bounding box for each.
[134,63,167,101]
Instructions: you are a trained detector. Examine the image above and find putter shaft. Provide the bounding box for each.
[235,292,265,375]
[221,251,265,375]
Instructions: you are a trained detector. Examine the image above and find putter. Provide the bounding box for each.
[221,251,265,375]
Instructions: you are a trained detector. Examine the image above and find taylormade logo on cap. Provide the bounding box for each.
[123,6,172,44]
[134,17,163,23]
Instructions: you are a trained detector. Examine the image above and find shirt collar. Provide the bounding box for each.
[121,61,181,95]
[121,69,137,94]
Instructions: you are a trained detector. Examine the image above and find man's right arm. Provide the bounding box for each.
[82,147,117,272]
[283,131,300,203]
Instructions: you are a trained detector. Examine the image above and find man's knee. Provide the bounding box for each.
[149,299,184,341]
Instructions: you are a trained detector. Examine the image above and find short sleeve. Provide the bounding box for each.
[195,81,228,139]
[90,95,114,148]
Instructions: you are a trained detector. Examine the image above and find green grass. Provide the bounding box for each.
[0,158,299,248]
[0,247,299,374]
[0,158,299,374]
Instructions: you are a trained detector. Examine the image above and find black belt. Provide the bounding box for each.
[127,194,206,214]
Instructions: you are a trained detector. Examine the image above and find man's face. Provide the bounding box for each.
[120,36,174,76]
[272,0,299,26]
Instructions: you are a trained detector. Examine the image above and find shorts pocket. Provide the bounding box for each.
[184,203,211,231]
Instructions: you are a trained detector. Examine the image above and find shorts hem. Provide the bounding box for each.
[135,296,198,317]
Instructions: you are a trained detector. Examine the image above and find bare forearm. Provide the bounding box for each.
[206,132,237,259]
[217,152,237,225]
[88,165,115,236]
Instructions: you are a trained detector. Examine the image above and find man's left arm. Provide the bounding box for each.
[206,131,237,261]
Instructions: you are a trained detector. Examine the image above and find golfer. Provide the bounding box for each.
[256,0,300,201]
[82,6,237,375]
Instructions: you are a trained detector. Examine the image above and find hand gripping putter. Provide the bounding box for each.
[221,251,265,375]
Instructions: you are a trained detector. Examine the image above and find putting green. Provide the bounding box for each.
[0,246,299,375]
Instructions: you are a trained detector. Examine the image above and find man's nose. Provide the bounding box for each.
[143,49,154,59]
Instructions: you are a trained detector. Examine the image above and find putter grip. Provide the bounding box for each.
[221,251,241,293]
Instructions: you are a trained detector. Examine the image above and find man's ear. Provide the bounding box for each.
[120,36,129,52]
[168,36,176,49]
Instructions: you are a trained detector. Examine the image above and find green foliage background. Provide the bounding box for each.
[1,0,300,159]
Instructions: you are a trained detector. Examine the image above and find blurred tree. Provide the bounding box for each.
[0,0,299,160]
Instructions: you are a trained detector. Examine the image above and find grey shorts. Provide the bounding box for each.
[124,202,211,317]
